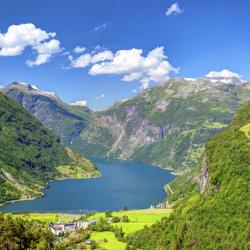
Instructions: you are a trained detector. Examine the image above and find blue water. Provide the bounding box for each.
[0,158,174,213]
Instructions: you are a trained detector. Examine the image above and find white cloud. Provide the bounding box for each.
[132,89,138,93]
[92,45,106,54]
[74,46,86,54]
[0,23,62,66]
[206,69,241,78]
[91,50,113,63]
[34,39,61,55]
[69,49,113,68]
[26,54,52,67]
[96,94,106,99]
[69,53,92,68]
[26,39,61,67]
[94,23,108,31]
[165,2,183,16]
[68,46,177,89]
[70,100,88,106]
[89,47,177,89]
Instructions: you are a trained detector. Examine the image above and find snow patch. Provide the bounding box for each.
[31,84,39,90]
[70,100,87,106]
[184,78,196,82]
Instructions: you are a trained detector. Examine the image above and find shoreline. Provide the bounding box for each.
[91,156,180,175]
[0,171,101,209]
[0,159,175,211]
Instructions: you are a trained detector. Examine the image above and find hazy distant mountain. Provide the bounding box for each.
[4,77,250,172]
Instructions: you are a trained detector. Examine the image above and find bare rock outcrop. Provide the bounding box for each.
[198,154,209,193]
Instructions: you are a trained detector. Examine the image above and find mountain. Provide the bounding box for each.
[0,92,99,204]
[125,100,250,249]
[3,82,94,146]
[4,77,250,172]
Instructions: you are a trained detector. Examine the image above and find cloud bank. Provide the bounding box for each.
[69,47,177,89]
[206,69,241,78]
[0,23,62,66]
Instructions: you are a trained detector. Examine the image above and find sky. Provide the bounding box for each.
[0,0,249,110]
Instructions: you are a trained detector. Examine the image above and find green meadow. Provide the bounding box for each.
[4,209,172,250]
[8,212,80,224]
[88,209,172,250]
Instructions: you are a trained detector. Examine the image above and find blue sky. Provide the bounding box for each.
[0,0,249,110]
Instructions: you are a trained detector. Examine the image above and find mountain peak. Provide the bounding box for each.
[6,82,59,99]
[205,76,246,84]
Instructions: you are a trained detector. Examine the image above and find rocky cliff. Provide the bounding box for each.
[4,77,250,172]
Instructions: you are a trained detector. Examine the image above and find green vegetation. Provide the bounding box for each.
[0,209,171,249]
[0,93,99,204]
[91,231,126,250]
[87,209,172,250]
[84,78,250,172]
[239,122,250,138]
[125,101,250,249]
[0,214,53,250]
[6,79,250,172]
[8,212,81,224]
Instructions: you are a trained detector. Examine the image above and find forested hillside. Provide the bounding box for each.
[126,100,250,249]
[5,78,250,172]
[0,93,99,204]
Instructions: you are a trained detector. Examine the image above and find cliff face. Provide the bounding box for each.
[86,77,250,171]
[4,77,250,171]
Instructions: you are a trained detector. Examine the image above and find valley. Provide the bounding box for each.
[0,76,249,250]
[3,76,250,173]
[0,158,174,213]
[1,1,249,249]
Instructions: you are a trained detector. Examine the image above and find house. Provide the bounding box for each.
[108,217,114,223]
[75,221,89,229]
[84,239,93,246]
[49,220,97,234]
[64,222,76,231]
[49,223,64,235]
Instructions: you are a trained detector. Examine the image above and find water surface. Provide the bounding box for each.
[0,158,174,213]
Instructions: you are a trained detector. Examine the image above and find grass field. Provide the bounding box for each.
[88,209,172,249]
[88,209,172,224]
[240,123,250,138]
[5,209,172,250]
[8,212,83,224]
[91,231,126,250]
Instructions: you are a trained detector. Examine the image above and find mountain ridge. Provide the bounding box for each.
[3,76,250,172]
[125,100,250,249]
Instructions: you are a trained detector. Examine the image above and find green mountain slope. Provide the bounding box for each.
[0,92,99,204]
[4,78,250,172]
[89,77,250,172]
[126,101,250,250]
[4,82,93,146]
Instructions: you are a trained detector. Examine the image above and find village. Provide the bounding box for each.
[49,219,99,235]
